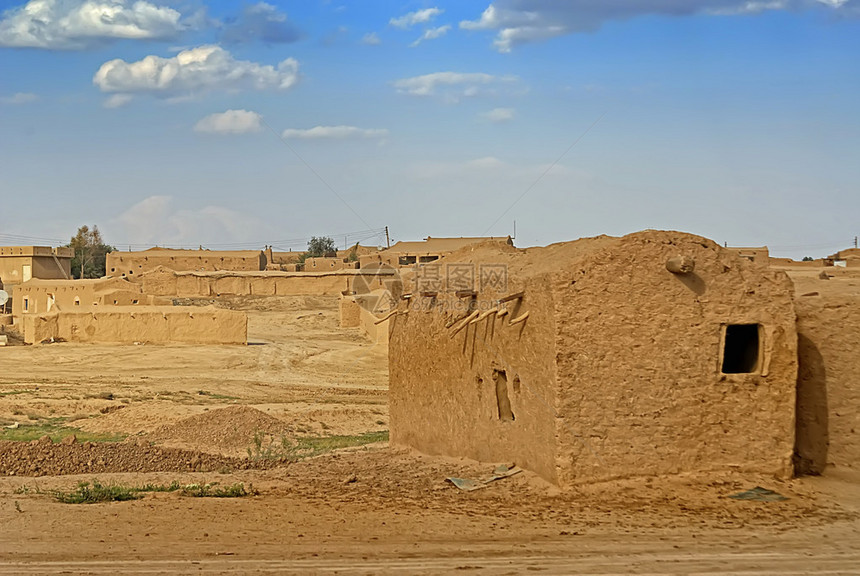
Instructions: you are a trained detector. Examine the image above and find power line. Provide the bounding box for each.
[0,232,65,245]
[109,228,388,252]
[481,111,606,236]
[261,119,377,231]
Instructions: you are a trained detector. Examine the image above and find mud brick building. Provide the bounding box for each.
[389,230,798,486]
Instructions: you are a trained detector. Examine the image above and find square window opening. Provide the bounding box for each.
[722,324,761,374]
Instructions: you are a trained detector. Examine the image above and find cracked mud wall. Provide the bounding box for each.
[390,259,561,483]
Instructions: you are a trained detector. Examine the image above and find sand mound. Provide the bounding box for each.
[0,437,286,476]
[75,404,203,436]
[148,405,294,457]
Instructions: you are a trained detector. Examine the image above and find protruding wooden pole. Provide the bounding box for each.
[470,308,499,324]
[509,311,529,326]
[374,309,400,325]
[450,310,480,337]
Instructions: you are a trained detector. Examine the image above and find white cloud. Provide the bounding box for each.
[195,109,263,134]
[103,93,132,108]
[0,92,38,104]
[393,71,518,101]
[390,7,442,28]
[480,107,515,122]
[460,4,572,52]
[361,31,381,45]
[113,195,272,246]
[93,45,299,98]
[460,4,503,31]
[0,0,184,49]
[460,1,856,52]
[410,24,451,46]
[281,125,388,140]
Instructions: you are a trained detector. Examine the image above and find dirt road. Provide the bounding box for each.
[2,451,859,574]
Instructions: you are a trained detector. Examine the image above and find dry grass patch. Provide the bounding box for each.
[0,418,126,443]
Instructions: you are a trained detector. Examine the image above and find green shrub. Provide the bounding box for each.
[54,481,141,504]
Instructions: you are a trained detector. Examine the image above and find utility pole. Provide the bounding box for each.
[385,226,391,249]
[855,236,858,249]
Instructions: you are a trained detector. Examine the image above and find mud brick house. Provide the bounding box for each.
[359,236,513,269]
[824,247,860,268]
[11,277,166,317]
[0,246,72,288]
[388,230,798,486]
[11,276,244,345]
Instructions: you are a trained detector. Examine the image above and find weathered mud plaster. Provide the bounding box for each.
[793,285,860,474]
[389,230,798,486]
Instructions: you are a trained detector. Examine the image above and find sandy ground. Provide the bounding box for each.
[1,294,859,574]
[0,296,389,444]
[1,457,859,574]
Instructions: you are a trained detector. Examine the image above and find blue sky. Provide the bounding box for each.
[0,0,857,257]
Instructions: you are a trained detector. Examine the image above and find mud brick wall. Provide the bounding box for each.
[135,269,386,298]
[106,251,265,276]
[23,306,247,345]
[551,233,797,485]
[794,290,860,474]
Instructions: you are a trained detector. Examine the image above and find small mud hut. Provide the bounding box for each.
[389,230,798,486]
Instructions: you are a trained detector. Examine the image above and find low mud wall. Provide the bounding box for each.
[359,306,390,346]
[22,306,247,345]
[136,269,392,299]
[339,296,361,328]
[339,295,390,344]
